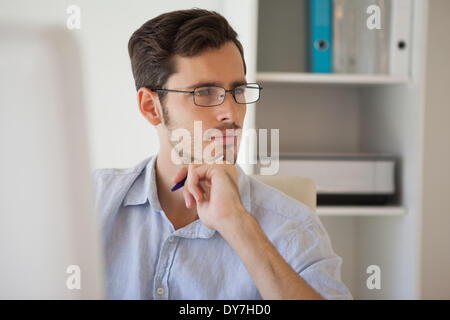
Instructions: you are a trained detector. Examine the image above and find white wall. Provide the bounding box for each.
[0,0,229,169]
[421,0,450,299]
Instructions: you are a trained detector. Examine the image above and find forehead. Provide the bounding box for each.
[167,41,245,89]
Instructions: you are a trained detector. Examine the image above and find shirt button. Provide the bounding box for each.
[168,236,174,242]
[156,287,164,295]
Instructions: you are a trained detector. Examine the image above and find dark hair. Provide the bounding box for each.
[128,8,247,105]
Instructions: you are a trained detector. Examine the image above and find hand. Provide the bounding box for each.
[172,162,247,232]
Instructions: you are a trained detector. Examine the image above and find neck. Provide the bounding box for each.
[155,146,198,229]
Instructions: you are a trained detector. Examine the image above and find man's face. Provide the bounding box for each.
[159,41,246,164]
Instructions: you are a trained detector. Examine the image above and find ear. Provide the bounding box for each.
[137,87,163,126]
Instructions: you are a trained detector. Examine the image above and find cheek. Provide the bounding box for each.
[169,97,197,122]
[174,105,213,135]
[238,106,246,125]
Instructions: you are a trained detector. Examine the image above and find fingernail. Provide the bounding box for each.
[185,199,189,207]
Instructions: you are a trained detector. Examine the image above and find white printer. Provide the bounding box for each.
[259,153,397,205]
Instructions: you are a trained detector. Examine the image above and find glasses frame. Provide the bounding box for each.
[147,82,263,107]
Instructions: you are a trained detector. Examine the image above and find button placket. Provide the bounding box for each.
[153,235,177,299]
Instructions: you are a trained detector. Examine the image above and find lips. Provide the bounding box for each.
[211,134,236,139]
[211,132,240,145]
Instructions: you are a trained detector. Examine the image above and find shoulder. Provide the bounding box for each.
[247,174,316,226]
[242,173,322,250]
[93,154,153,177]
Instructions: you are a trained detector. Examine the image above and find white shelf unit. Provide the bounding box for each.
[225,0,428,299]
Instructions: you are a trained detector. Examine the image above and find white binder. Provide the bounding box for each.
[333,0,390,74]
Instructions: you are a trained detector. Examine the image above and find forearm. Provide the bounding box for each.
[218,211,324,300]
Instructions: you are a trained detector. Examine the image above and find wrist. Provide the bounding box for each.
[217,206,253,240]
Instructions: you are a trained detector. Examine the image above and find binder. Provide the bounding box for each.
[389,0,412,76]
[332,0,353,73]
[333,0,390,74]
[309,0,332,73]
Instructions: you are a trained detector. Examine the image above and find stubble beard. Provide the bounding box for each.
[161,104,239,165]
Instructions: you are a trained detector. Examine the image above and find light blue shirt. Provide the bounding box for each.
[93,154,353,300]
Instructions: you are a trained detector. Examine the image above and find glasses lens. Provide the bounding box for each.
[234,84,260,104]
[194,86,224,107]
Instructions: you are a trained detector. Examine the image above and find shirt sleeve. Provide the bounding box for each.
[285,214,354,300]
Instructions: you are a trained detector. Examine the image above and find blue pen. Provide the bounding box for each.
[171,176,187,192]
[170,154,224,192]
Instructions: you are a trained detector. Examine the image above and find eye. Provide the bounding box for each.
[195,88,213,96]
[235,87,245,94]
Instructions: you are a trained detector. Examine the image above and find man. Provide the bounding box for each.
[93,8,352,300]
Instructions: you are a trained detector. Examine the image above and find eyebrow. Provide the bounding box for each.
[186,80,248,90]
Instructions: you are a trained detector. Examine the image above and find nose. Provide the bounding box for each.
[215,90,239,123]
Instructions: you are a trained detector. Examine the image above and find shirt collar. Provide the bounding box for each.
[122,155,159,209]
[122,154,252,238]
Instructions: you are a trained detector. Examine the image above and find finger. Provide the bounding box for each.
[189,164,215,182]
[186,165,206,202]
[172,165,189,184]
[183,187,195,208]
[194,163,238,189]
[199,180,210,201]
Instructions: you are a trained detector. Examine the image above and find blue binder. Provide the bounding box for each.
[309,0,332,73]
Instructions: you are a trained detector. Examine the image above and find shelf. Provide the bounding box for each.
[316,205,407,217]
[256,72,410,85]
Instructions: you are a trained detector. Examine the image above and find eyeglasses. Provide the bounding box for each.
[147,83,263,107]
